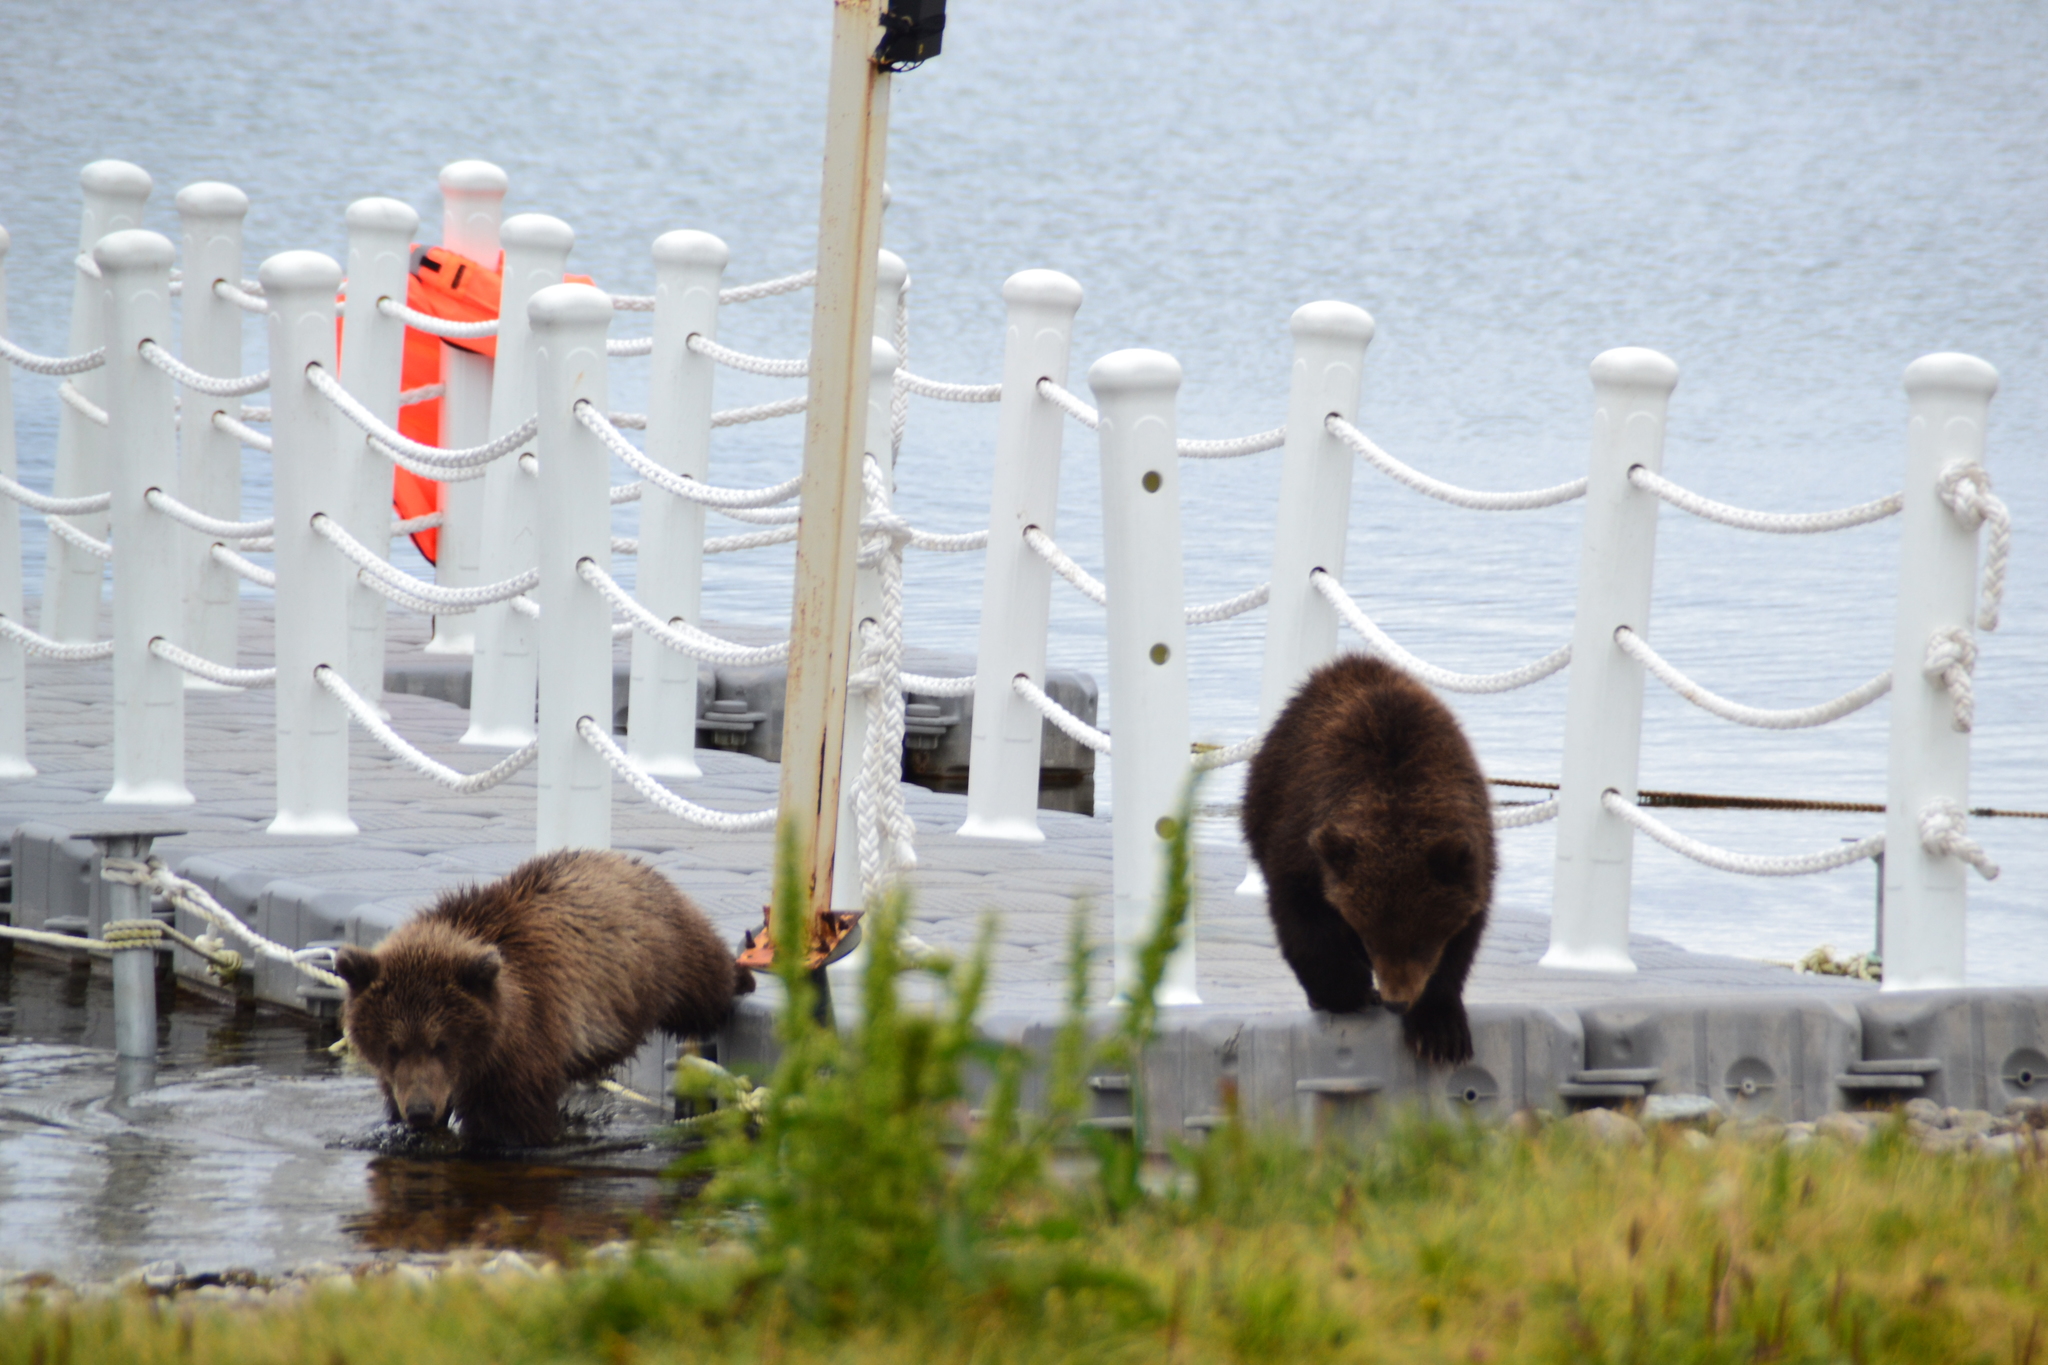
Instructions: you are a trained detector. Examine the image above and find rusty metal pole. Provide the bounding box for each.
[778,0,892,928]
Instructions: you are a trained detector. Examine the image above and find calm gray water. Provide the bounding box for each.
[1,0,2043,980]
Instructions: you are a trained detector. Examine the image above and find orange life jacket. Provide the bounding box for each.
[346,246,593,563]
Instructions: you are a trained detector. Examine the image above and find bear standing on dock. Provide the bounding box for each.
[1242,654,1494,1064]
[333,849,752,1147]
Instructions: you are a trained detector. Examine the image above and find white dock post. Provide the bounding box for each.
[529,283,616,853]
[623,229,725,775]
[425,159,507,655]
[1542,348,1679,973]
[43,161,151,644]
[339,196,421,714]
[1090,348,1198,1005]
[1243,302,1377,894]
[263,250,357,837]
[0,229,32,779]
[97,230,192,807]
[957,270,1084,843]
[464,213,573,748]
[1881,353,2000,992]
[173,181,251,685]
[832,333,903,911]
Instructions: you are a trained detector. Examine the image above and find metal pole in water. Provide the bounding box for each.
[779,0,894,923]
[94,830,168,1061]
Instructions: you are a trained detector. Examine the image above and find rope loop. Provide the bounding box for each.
[1936,461,2010,630]
[685,333,808,378]
[0,335,106,376]
[149,637,278,688]
[0,473,111,516]
[577,718,779,831]
[1021,525,1107,606]
[308,365,535,470]
[375,296,498,338]
[317,666,539,794]
[101,918,164,949]
[1603,790,1884,876]
[1923,626,1978,733]
[1013,674,1112,754]
[1628,464,1903,533]
[1918,797,1999,879]
[100,855,345,990]
[575,402,803,508]
[1494,798,1561,829]
[719,269,816,306]
[1329,415,1588,511]
[1313,570,1572,694]
[1615,626,1893,730]
[138,342,270,397]
[1036,378,1099,430]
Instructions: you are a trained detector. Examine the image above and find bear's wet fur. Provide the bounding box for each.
[333,849,752,1147]
[1242,653,1494,1064]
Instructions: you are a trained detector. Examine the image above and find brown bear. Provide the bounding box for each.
[1242,653,1494,1064]
[332,849,752,1147]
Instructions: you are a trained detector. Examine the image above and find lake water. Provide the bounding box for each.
[1,0,2043,980]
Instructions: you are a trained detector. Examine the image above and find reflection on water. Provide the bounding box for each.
[0,949,691,1280]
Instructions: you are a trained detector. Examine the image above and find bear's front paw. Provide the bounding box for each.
[1401,999,1473,1065]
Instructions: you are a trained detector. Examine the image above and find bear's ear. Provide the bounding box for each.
[333,945,379,994]
[457,946,502,999]
[1425,834,1475,890]
[1311,823,1359,876]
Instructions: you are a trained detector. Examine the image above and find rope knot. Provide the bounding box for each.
[101,918,164,949]
[1922,626,1978,732]
[1935,460,2011,631]
[1918,798,2000,880]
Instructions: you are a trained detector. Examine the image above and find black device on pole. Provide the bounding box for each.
[876,0,945,70]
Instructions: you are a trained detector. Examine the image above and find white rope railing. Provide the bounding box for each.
[509,594,539,619]
[896,370,1001,403]
[1329,416,1588,511]
[608,293,654,312]
[1178,426,1286,459]
[58,380,108,426]
[1924,626,1978,733]
[713,503,802,525]
[102,855,345,990]
[713,394,809,427]
[1627,465,1902,534]
[578,558,792,666]
[376,296,498,339]
[1613,627,1893,730]
[1186,581,1271,625]
[398,384,442,406]
[392,510,444,535]
[577,717,780,831]
[606,336,654,358]
[1021,526,1106,606]
[1937,462,2009,631]
[1013,674,1111,753]
[1191,734,1261,771]
[575,403,804,509]
[901,672,976,698]
[0,474,110,516]
[1918,797,2000,880]
[1495,798,1562,829]
[138,342,269,397]
[1311,571,1573,694]
[1602,790,1884,877]
[312,513,538,610]
[307,365,536,470]
[211,543,275,588]
[47,515,112,561]
[0,336,105,376]
[214,279,268,314]
[239,406,271,423]
[317,665,539,794]
[213,411,273,453]
[1036,378,1098,429]
[719,269,816,306]
[608,411,648,430]
[686,333,807,378]
[0,615,115,661]
[906,527,989,552]
[148,637,276,688]
[706,525,800,554]
[143,489,274,540]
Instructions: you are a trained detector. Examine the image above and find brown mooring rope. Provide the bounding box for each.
[1488,777,2048,820]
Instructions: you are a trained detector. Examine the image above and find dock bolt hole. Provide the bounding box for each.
[1155,816,1180,840]
[1141,470,1162,493]
[1739,1078,1759,1097]
[2020,1068,2037,1088]
[1460,1086,1481,1104]
[1149,643,1170,665]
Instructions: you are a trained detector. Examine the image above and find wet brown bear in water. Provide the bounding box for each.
[333,849,752,1147]
[1242,654,1494,1064]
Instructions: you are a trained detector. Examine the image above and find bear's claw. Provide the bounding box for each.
[1401,1000,1473,1066]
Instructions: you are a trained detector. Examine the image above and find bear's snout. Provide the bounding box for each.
[404,1098,443,1130]
[389,1055,456,1132]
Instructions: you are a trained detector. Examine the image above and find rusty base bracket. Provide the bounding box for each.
[736,909,863,973]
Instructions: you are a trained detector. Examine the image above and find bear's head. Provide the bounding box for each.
[334,932,502,1133]
[1309,814,1491,1011]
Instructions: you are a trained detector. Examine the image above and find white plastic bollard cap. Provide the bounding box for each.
[1903,352,1998,400]
[1289,300,1375,346]
[651,230,728,271]
[1001,269,1083,312]
[1589,347,1679,395]
[174,181,249,221]
[259,250,344,298]
[81,160,153,201]
[346,196,421,237]
[93,229,176,275]
[502,213,575,255]
[872,335,900,377]
[876,248,908,296]
[1088,347,1182,398]
[527,281,614,330]
[438,160,509,196]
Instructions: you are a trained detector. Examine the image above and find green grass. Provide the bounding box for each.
[8,791,2047,1364]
